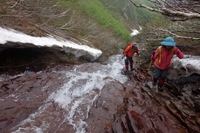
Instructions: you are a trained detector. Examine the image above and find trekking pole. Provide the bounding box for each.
[147,59,152,71]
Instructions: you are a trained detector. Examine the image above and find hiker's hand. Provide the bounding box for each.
[122,56,126,59]
[150,55,155,61]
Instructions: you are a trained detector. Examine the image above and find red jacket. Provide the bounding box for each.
[151,45,184,70]
[124,44,139,58]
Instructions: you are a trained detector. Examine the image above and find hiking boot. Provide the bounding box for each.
[152,80,157,86]
[123,69,129,75]
[158,79,164,92]
[152,77,157,86]
[158,85,163,92]
[152,81,156,86]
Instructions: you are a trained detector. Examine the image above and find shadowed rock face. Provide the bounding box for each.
[171,73,200,89]
[0,63,199,133]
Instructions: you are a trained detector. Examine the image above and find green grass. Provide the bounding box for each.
[80,0,131,41]
[56,0,131,42]
[0,0,6,3]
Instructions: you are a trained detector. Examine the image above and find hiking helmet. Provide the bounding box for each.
[132,43,138,48]
[132,42,137,50]
[160,37,176,46]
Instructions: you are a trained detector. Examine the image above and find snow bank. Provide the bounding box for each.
[0,27,102,61]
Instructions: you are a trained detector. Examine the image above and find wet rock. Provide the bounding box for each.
[0,101,17,110]
[0,64,200,133]
[110,68,200,133]
[0,69,67,132]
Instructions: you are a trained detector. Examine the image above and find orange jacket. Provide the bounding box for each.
[124,44,139,58]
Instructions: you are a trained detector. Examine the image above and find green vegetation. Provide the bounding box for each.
[78,0,131,41]
[50,0,163,60]
[57,0,72,9]
[56,0,131,42]
[53,0,162,46]
[99,0,159,24]
[0,0,6,3]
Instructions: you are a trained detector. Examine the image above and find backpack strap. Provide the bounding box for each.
[157,46,162,63]
[157,46,175,63]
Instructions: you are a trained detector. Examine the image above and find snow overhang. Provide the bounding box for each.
[0,27,102,62]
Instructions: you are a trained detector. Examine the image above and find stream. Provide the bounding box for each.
[0,55,200,133]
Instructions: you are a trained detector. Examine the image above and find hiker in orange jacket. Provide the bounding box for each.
[150,37,184,91]
[123,43,140,71]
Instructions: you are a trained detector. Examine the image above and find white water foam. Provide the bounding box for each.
[10,54,127,133]
[49,54,127,133]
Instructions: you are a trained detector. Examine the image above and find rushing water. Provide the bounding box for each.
[4,55,127,133]
[1,54,200,133]
[1,27,200,133]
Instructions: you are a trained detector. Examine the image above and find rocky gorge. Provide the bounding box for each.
[0,0,200,132]
[0,54,200,133]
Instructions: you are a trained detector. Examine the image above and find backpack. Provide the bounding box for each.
[154,45,175,63]
[123,43,132,55]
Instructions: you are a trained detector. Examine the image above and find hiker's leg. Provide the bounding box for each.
[158,78,165,91]
[153,77,157,86]
[153,66,161,86]
[125,57,129,70]
[158,68,168,91]
[160,68,169,80]
[129,57,134,70]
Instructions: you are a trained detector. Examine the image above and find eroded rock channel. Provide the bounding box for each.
[0,53,199,133]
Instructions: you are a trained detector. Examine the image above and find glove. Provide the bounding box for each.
[150,55,155,61]
[122,56,127,60]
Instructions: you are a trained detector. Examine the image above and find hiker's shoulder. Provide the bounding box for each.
[173,46,181,50]
[126,43,133,48]
[128,43,133,46]
[155,45,162,51]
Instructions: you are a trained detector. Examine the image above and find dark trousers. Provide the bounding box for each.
[125,56,133,70]
[153,66,169,86]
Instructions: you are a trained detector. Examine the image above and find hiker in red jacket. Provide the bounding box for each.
[151,37,184,91]
[123,43,140,71]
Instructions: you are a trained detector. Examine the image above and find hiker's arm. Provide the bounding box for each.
[150,49,159,61]
[136,47,140,56]
[174,47,184,59]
